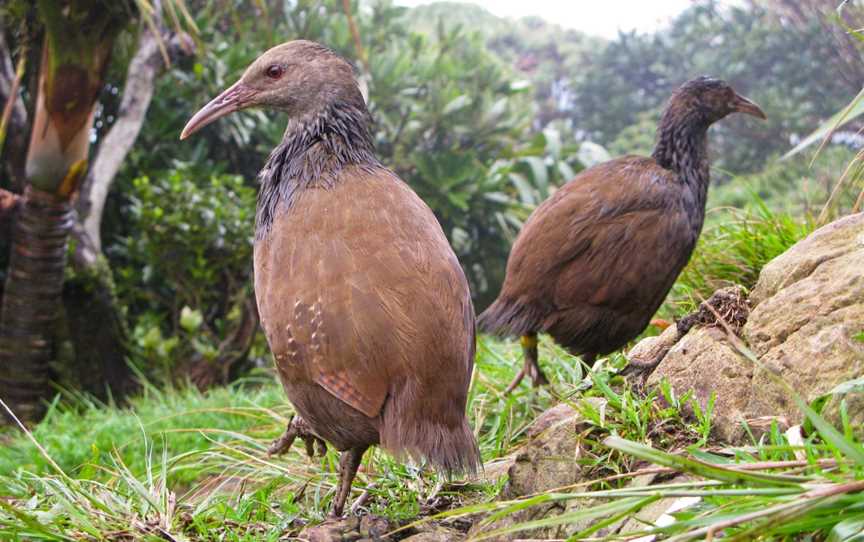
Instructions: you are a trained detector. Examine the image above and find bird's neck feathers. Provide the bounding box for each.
[255,99,380,237]
[651,108,712,211]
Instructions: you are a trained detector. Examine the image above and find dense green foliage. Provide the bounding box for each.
[114,171,260,379]
[564,1,858,174]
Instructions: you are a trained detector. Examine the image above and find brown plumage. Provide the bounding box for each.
[478,77,766,392]
[181,40,479,516]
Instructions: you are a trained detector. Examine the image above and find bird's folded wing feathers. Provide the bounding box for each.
[503,157,689,311]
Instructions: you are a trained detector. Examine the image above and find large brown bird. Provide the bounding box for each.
[181,41,480,516]
[479,77,766,392]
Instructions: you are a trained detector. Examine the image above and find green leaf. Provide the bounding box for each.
[508,172,536,205]
[180,306,203,333]
[557,161,576,181]
[442,94,471,115]
[521,156,549,193]
[604,436,806,486]
[473,497,650,541]
[792,394,864,467]
[830,378,864,395]
[828,516,864,542]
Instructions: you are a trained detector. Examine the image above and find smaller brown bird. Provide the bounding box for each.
[479,77,766,392]
[181,41,480,516]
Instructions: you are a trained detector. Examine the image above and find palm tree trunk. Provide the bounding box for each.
[0,187,73,421]
[0,0,125,422]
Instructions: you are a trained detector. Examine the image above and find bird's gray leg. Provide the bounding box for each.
[504,366,526,394]
[506,334,548,394]
[524,334,549,387]
[267,414,327,457]
[330,446,368,517]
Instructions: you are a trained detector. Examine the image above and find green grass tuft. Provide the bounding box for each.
[663,199,811,317]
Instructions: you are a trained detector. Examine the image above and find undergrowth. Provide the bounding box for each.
[662,198,811,317]
[0,339,586,539]
[0,339,724,540]
[1,335,862,540]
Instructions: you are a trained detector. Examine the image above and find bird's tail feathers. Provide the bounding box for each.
[477,297,544,338]
[380,389,481,476]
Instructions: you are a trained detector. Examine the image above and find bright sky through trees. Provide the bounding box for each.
[394,0,697,38]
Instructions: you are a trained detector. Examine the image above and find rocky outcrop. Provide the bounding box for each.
[466,400,605,541]
[646,326,754,442]
[633,213,864,442]
[743,213,864,424]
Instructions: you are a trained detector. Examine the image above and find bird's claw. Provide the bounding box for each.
[526,361,549,387]
[505,356,549,394]
[267,415,328,458]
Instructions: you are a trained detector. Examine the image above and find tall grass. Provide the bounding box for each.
[0,339,588,539]
[663,199,811,316]
[0,336,757,539]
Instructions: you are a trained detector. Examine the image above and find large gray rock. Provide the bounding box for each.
[636,213,864,442]
[467,399,605,541]
[647,326,753,442]
[743,213,864,422]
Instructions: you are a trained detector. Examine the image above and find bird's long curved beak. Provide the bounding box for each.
[180,81,257,140]
[733,94,767,120]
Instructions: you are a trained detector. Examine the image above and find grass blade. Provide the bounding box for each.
[604,436,806,486]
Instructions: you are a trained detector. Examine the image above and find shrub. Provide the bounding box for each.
[111,167,262,381]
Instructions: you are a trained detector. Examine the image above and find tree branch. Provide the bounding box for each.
[0,33,29,190]
[76,27,193,251]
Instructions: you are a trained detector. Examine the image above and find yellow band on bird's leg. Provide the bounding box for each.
[520,335,538,349]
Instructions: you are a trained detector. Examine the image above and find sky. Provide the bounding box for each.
[394,0,696,38]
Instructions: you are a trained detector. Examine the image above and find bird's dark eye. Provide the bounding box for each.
[265,65,284,79]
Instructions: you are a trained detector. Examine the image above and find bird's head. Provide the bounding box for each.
[670,76,766,125]
[180,40,363,140]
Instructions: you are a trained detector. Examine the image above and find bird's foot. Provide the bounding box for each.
[504,368,526,394]
[526,360,550,388]
[267,415,328,458]
[331,446,368,517]
[504,357,550,394]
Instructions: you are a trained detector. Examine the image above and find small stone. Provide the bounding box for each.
[299,515,397,542]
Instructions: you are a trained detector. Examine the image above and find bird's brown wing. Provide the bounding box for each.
[255,165,474,419]
[501,156,696,313]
